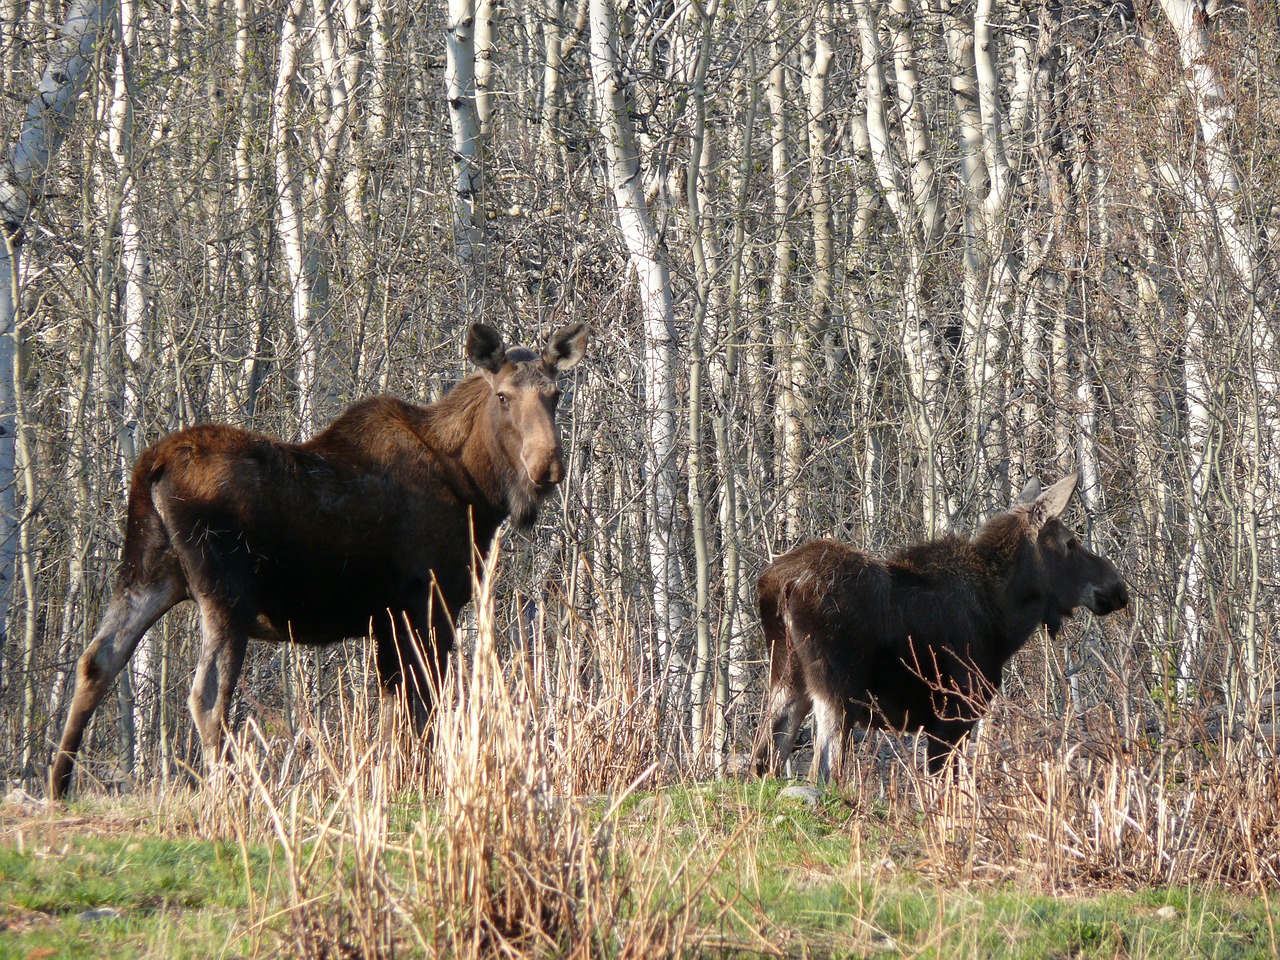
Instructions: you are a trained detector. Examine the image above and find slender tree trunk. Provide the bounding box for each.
[110,0,155,777]
[766,0,793,544]
[683,0,718,765]
[855,0,948,533]
[475,0,497,135]
[447,0,483,266]
[588,0,686,725]
[539,0,566,169]
[0,0,110,685]
[272,0,320,433]
[888,0,942,245]
[1158,0,1273,707]
[234,0,267,418]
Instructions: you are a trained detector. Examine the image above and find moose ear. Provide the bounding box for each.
[543,322,588,373]
[466,323,507,374]
[1029,473,1079,530]
[1013,477,1042,506]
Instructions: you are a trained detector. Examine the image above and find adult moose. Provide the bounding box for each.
[751,474,1128,781]
[50,322,588,800]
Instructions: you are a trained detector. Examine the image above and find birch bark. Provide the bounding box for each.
[110,0,153,775]
[854,0,948,533]
[588,0,686,710]
[447,0,483,266]
[683,0,718,765]
[766,0,794,542]
[1157,0,1274,703]
[0,0,109,677]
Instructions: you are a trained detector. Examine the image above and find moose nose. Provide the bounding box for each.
[523,450,564,489]
[1091,580,1129,615]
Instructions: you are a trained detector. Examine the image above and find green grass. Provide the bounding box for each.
[0,808,271,959]
[2,783,1278,958]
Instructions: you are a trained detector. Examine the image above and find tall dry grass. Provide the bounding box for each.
[187,546,701,959]
[830,695,1280,894]
[144,553,1280,956]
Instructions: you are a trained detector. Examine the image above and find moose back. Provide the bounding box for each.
[50,322,588,800]
[752,474,1129,781]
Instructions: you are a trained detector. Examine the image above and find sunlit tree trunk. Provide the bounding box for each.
[888,0,942,245]
[0,0,109,684]
[766,0,794,544]
[539,0,566,168]
[589,0,686,720]
[475,0,497,135]
[1157,0,1273,708]
[779,0,833,543]
[273,0,320,433]
[233,0,268,418]
[683,0,718,765]
[447,0,483,266]
[855,0,948,534]
[110,0,153,776]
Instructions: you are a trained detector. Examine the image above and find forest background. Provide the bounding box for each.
[0,0,1275,796]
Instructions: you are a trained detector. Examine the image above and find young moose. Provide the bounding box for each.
[751,474,1129,781]
[50,322,588,800]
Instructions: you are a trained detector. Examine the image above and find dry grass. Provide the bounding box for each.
[179,548,704,959]
[828,699,1280,895]
[94,556,1280,958]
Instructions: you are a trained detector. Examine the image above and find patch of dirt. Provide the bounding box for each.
[0,902,57,934]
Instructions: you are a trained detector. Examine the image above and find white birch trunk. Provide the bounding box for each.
[475,0,497,135]
[888,0,942,244]
[110,0,153,775]
[1157,0,1272,698]
[766,0,794,542]
[0,0,109,678]
[778,0,833,543]
[271,0,321,433]
[446,0,483,265]
[540,0,566,167]
[968,0,1015,506]
[233,0,266,416]
[683,0,719,766]
[588,0,686,703]
[855,0,948,533]
[1178,304,1212,697]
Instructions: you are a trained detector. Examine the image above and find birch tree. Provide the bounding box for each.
[447,0,484,267]
[1156,0,1275,706]
[588,0,686,704]
[107,0,150,776]
[0,0,110,678]
[854,0,949,534]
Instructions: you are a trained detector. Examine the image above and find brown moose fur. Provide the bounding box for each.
[751,474,1129,781]
[50,322,588,799]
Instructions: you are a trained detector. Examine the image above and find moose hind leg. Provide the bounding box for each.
[188,604,251,782]
[51,578,185,800]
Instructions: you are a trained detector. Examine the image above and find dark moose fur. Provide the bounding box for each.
[751,474,1129,781]
[50,322,588,800]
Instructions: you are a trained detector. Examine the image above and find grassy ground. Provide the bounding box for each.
[2,779,1277,959]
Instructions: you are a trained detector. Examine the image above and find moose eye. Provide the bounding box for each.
[496,392,509,406]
